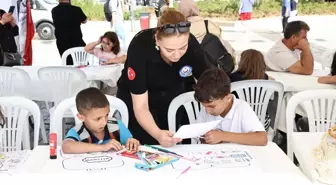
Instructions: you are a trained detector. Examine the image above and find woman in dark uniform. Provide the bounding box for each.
[116,8,210,147]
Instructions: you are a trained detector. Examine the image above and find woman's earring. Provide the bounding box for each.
[155,45,159,51]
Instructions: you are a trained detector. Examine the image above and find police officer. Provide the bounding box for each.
[116,8,210,147]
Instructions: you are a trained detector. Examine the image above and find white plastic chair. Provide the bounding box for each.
[0,67,48,145]
[286,89,336,161]
[51,95,129,145]
[38,66,88,105]
[61,47,99,66]
[167,91,201,144]
[231,80,284,140]
[0,67,30,96]
[0,96,41,152]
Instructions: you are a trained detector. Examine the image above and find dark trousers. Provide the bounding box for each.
[116,88,192,145]
[56,40,86,65]
[282,16,289,32]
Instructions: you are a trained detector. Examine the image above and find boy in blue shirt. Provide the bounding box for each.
[62,87,140,154]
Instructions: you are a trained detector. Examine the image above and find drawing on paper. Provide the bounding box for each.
[171,149,254,170]
[0,150,31,175]
[60,150,125,171]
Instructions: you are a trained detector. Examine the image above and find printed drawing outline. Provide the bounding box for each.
[0,150,30,175]
[171,149,253,171]
[61,155,125,171]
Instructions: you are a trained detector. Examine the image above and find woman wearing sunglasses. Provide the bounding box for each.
[116,8,210,147]
[85,31,126,64]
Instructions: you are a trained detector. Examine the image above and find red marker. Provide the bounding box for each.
[50,133,57,159]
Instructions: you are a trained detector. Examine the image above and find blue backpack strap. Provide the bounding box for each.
[116,120,133,145]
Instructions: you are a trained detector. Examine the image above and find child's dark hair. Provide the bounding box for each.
[101,31,120,55]
[76,87,109,115]
[331,52,336,76]
[194,68,231,103]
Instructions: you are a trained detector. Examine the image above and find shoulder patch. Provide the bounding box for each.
[128,67,136,80]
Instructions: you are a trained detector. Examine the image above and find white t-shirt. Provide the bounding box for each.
[266,40,301,72]
[196,96,265,133]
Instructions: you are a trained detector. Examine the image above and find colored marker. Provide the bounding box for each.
[176,166,191,179]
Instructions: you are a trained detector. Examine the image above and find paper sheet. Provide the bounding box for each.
[171,148,261,172]
[173,120,221,139]
[0,150,31,175]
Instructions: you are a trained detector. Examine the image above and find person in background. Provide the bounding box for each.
[178,0,235,58]
[194,68,267,146]
[109,0,126,48]
[318,52,336,84]
[291,0,298,16]
[85,31,126,65]
[0,9,19,66]
[116,9,210,147]
[62,87,140,154]
[266,21,313,75]
[239,0,254,21]
[231,49,272,82]
[160,0,170,15]
[52,0,87,65]
[230,49,273,132]
[282,0,291,32]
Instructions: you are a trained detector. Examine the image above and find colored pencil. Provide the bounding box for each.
[176,166,191,179]
[144,145,184,157]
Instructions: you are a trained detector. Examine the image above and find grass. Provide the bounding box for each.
[71,0,336,21]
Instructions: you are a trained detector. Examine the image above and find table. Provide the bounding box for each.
[291,132,325,184]
[14,64,124,87]
[266,71,336,133]
[23,143,304,175]
[266,71,334,92]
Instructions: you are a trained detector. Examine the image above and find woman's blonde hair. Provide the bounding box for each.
[156,8,188,39]
[237,49,266,79]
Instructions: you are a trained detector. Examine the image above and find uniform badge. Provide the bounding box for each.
[179,65,193,78]
[128,67,136,81]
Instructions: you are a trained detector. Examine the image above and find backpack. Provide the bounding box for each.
[200,20,234,74]
[104,0,119,22]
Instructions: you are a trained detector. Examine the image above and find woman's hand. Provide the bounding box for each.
[156,130,182,147]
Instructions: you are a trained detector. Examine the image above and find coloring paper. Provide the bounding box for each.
[173,120,221,139]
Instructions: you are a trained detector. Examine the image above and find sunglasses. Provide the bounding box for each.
[158,21,191,34]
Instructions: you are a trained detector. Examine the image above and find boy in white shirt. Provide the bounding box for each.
[194,68,267,146]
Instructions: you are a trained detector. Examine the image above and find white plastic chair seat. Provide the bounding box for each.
[0,67,30,97]
[61,47,99,66]
[51,95,129,145]
[286,89,336,161]
[231,80,284,140]
[0,96,41,152]
[168,91,201,144]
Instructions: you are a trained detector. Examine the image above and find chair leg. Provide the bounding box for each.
[22,120,31,150]
[40,115,48,144]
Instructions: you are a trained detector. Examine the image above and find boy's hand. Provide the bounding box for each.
[126,138,140,151]
[102,139,123,151]
[204,130,225,144]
